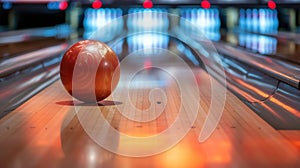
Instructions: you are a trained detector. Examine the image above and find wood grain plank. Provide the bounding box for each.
[0,60,299,167]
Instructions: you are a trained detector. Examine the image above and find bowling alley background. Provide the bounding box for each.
[0,0,300,167]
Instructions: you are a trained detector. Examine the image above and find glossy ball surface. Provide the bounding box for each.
[60,40,120,102]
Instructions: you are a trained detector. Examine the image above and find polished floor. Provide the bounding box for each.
[0,42,299,167]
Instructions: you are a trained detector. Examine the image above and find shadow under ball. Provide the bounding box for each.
[60,40,120,102]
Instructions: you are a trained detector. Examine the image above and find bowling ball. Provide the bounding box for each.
[60,40,120,102]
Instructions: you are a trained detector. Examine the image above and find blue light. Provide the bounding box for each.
[238,33,277,55]
[127,33,169,54]
[127,8,169,32]
[3,2,12,10]
[47,2,60,10]
[179,8,221,41]
[239,8,278,34]
[43,29,56,37]
[83,8,124,42]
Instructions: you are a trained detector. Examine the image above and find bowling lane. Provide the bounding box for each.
[220,31,300,64]
[176,8,300,131]
[0,25,70,58]
[0,37,66,59]
[0,27,71,116]
[0,34,299,167]
[178,7,299,64]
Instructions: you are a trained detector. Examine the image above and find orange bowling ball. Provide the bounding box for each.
[60,40,120,102]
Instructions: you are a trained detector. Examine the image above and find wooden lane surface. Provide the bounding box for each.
[0,56,299,167]
[279,130,300,153]
[0,37,66,58]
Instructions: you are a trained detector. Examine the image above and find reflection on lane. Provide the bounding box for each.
[176,42,201,66]
[109,39,124,56]
[221,31,300,64]
[126,32,204,67]
[238,33,277,55]
[127,33,169,54]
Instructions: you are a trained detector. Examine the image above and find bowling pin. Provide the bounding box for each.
[83,9,90,30]
[209,9,214,32]
[196,9,201,31]
[265,9,271,33]
[239,9,246,31]
[200,9,205,31]
[214,9,221,31]
[158,9,162,31]
[252,9,258,33]
[246,9,252,32]
[205,9,210,32]
[273,10,279,32]
[259,9,266,33]
[131,9,137,32]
